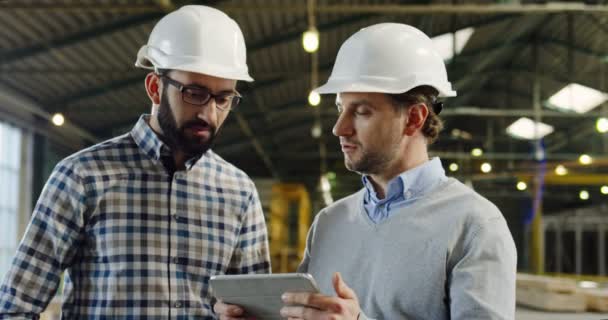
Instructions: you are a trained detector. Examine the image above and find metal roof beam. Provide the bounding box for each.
[47,14,511,111]
[450,15,553,107]
[0,12,164,66]
[217,3,608,14]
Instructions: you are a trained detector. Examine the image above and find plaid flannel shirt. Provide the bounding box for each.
[0,115,270,319]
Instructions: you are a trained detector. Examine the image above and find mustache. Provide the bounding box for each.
[182,119,215,131]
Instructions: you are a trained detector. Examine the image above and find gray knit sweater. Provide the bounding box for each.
[298,178,517,320]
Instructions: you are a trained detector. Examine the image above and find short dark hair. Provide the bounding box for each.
[388,85,444,144]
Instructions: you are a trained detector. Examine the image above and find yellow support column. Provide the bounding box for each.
[269,183,311,272]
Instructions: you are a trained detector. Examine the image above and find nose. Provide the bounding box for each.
[197,98,218,120]
[332,113,353,137]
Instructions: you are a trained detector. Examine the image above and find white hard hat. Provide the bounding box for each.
[314,23,456,97]
[135,5,253,82]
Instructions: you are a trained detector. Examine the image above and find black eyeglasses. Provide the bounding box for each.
[161,76,242,111]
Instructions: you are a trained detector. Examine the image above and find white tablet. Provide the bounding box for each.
[210,273,320,319]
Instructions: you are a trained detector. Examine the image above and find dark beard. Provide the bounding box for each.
[157,89,217,157]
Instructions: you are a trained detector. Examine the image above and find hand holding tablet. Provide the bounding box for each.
[210,273,320,319]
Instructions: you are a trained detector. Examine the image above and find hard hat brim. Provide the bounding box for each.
[313,79,456,98]
[135,45,254,82]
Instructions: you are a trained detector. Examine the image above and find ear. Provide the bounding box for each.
[145,72,162,105]
[404,103,429,136]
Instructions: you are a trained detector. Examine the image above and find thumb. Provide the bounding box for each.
[333,272,357,300]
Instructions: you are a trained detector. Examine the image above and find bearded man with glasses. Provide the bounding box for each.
[0,5,270,319]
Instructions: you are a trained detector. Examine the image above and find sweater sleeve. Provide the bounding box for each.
[448,216,517,319]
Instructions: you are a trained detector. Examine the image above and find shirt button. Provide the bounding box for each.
[174,301,182,308]
[173,214,180,222]
[172,257,180,264]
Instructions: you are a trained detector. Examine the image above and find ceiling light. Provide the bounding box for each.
[302,27,319,53]
[51,113,65,126]
[449,163,459,172]
[600,185,608,195]
[597,117,608,133]
[579,154,592,165]
[506,117,554,140]
[432,27,474,61]
[471,148,483,157]
[308,91,321,106]
[548,83,607,113]
[555,164,568,176]
[516,181,527,191]
[481,162,492,173]
[579,190,590,200]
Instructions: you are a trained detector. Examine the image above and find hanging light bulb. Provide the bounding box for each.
[579,154,592,165]
[555,164,568,176]
[597,117,608,133]
[449,163,459,172]
[52,113,65,126]
[471,148,483,157]
[308,91,321,106]
[516,181,527,191]
[480,162,492,173]
[302,27,319,53]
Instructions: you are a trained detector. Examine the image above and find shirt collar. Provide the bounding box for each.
[362,157,446,203]
[131,115,165,161]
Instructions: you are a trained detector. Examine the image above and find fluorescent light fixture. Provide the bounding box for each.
[302,27,319,53]
[547,83,608,113]
[506,117,554,140]
[432,27,474,61]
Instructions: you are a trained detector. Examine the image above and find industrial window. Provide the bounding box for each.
[0,121,22,278]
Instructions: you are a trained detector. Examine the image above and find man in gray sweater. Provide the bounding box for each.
[215,23,516,320]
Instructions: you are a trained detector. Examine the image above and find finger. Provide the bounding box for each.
[333,272,357,300]
[281,305,326,319]
[282,292,341,311]
[214,300,245,317]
